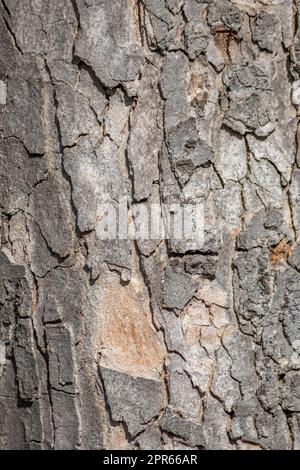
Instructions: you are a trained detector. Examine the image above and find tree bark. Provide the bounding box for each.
[0,0,300,450]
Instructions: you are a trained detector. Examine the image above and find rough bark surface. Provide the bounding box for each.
[0,0,300,450]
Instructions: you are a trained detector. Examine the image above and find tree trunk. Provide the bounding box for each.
[0,0,300,450]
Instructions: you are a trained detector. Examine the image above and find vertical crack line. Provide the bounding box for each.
[43,60,82,239]
[71,0,81,30]
[97,366,134,444]
[43,330,56,449]
[1,0,23,54]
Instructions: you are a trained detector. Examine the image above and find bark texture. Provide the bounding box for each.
[0,0,300,450]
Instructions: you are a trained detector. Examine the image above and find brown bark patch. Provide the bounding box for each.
[269,239,291,267]
[188,73,209,109]
[95,273,165,381]
[213,32,230,60]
